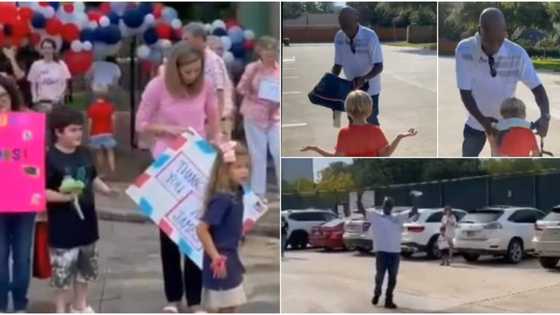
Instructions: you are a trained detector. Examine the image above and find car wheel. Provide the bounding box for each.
[296,232,309,249]
[539,257,560,269]
[357,247,370,254]
[401,251,413,258]
[427,236,442,259]
[289,231,306,249]
[463,253,480,262]
[506,239,524,264]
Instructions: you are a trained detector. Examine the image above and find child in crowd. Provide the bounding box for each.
[87,83,118,175]
[197,142,250,313]
[488,97,539,157]
[46,107,117,313]
[438,225,450,266]
[301,90,417,157]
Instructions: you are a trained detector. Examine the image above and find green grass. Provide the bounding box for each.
[533,58,560,72]
[66,89,132,111]
[385,41,437,50]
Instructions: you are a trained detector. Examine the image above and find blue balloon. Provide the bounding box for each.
[107,12,120,25]
[48,2,60,11]
[80,28,96,42]
[31,12,47,29]
[230,42,246,59]
[111,2,127,16]
[99,25,122,45]
[229,30,244,45]
[138,3,153,15]
[143,27,159,45]
[212,28,228,37]
[123,9,144,29]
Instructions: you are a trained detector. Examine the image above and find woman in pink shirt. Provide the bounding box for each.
[135,41,220,313]
[238,36,280,198]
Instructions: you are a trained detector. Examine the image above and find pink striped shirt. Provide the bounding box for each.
[237,60,280,128]
[136,76,220,158]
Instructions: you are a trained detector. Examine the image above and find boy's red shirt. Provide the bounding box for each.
[499,127,539,157]
[87,98,115,136]
[335,124,389,157]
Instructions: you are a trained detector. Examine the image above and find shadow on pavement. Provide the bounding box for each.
[392,47,437,56]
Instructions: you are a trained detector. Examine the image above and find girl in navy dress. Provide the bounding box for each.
[197,141,250,312]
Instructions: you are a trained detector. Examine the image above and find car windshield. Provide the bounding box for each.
[544,208,560,221]
[461,210,504,223]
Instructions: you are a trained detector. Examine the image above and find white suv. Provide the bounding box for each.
[533,206,560,269]
[455,206,545,264]
[401,208,467,259]
[282,209,338,249]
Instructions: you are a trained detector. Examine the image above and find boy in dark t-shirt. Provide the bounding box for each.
[45,107,117,313]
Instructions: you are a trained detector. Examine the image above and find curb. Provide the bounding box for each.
[97,208,279,238]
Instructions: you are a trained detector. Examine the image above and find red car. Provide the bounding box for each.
[310,219,346,250]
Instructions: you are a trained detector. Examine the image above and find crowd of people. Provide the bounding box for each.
[0,18,279,313]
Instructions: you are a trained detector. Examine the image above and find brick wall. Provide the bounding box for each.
[283,26,407,43]
[407,25,437,43]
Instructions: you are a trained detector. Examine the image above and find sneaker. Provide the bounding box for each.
[161,304,179,313]
[189,305,206,313]
[70,305,95,313]
[385,301,398,309]
[371,295,380,305]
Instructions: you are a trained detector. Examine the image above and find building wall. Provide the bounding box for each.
[282,159,314,183]
[238,2,280,39]
[283,25,408,43]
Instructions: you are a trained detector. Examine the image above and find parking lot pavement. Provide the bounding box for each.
[282,249,560,313]
[282,44,437,157]
[438,56,560,157]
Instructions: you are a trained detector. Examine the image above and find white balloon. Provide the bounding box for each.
[99,16,111,27]
[74,2,86,13]
[137,45,150,59]
[71,40,83,52]
[89,21,98,29]
[43,6,56,19]
[244,29,255,41]
[144,14,155,26]
[204,23,212,33]
[223,51,234,64]
[158,39,172,49]
[171,18,182,30]
[220,36,232,51]
[211,19,226,31]
[82,41,93,51]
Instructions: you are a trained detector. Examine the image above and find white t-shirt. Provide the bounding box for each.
[334,25,383,95]
[455,34,542,131]
[27,59,71,103]
[367,209,410,253]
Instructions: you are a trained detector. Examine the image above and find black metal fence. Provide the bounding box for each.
[282,172,560,213]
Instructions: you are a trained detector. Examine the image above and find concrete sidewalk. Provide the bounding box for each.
[27,221,279,313]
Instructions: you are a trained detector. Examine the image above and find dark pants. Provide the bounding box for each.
[348,94,380,126]
[159,230,202,307]
[374,251,400,301]
[462,124,487,157]
[0,213,36,312]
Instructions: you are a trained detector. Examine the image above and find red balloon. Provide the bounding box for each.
[63,3,74,13]
[39,2,50,7]
[30,33,41,46]
[99,3,112,15]
[46,18,63,36]
[88,10,102,22]
[156,22,172,40]
[12,19,31,39]
[153,3,164,18]
[18,7,34,21]
[225,18,239,29]
[0,3,18,24]
[244,40,255,51]
[61,23,80,42]
[64,51,93,76]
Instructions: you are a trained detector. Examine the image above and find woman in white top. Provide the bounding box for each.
[441,206,458,265]
[27,38,71,112]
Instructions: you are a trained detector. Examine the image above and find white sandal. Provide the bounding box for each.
[162,304,179,313]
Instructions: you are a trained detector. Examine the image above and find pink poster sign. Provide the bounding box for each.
[0,112,46,213]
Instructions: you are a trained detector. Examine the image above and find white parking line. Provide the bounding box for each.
[282,123,308,128]
[283,91,302,95]
[283,76,299,79]
[283,56,296,63]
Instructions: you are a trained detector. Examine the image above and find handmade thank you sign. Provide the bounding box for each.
[0,112,45,213]
[242,186,269,234]
[258,78,280,103]
[127,129,217,269]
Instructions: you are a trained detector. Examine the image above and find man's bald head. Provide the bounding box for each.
[338,6,359,36]
[479,7,507,56]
